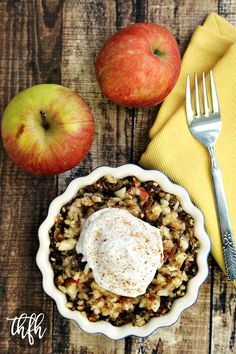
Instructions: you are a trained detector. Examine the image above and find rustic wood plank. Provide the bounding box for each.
[0,0,63,353]
[211,3,236,354]
[218,0,236,25]
[211,260,236,354]
[132,1,218,353]
[58,0,135,194]
[53,1,136,352]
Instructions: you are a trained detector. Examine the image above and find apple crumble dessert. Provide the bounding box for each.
[49,175,199,327]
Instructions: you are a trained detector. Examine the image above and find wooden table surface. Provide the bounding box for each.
[0,1,235,353]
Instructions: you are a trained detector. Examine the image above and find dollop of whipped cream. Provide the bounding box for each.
[76,208,163,297]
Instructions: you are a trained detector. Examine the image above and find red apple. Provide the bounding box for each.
[95,23,181,108]
[1,84,95,175]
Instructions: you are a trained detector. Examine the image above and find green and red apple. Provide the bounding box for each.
[96,23,181,108]
[1,84,95,175]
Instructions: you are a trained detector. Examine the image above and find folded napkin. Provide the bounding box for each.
[139,13,236,279]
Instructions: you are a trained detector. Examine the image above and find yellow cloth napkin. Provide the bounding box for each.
[139,13,236,279]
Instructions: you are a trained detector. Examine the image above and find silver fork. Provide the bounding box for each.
[186,71,236,281]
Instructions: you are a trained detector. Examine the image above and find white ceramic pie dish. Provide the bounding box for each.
[36,164,211,340]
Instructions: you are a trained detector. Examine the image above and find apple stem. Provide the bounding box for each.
[153,48,165,58]
[40,111,50,130]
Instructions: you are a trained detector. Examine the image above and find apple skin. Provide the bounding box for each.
[95,23,181,108]
[1,84,95,175]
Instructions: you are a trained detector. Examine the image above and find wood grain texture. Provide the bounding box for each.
[0,0,236,353]
[0,0,63,353]
[54,1,134,352]
[211,2,236,353]
[211,261,236,354]
[58,0,134,194]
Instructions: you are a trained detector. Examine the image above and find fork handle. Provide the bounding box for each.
[208,146,236,281]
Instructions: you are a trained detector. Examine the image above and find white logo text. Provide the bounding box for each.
[6,312,47,346]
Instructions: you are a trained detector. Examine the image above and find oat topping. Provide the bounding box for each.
[49,175,199,327]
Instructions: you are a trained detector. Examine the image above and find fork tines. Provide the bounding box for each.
[186,71,219,122]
